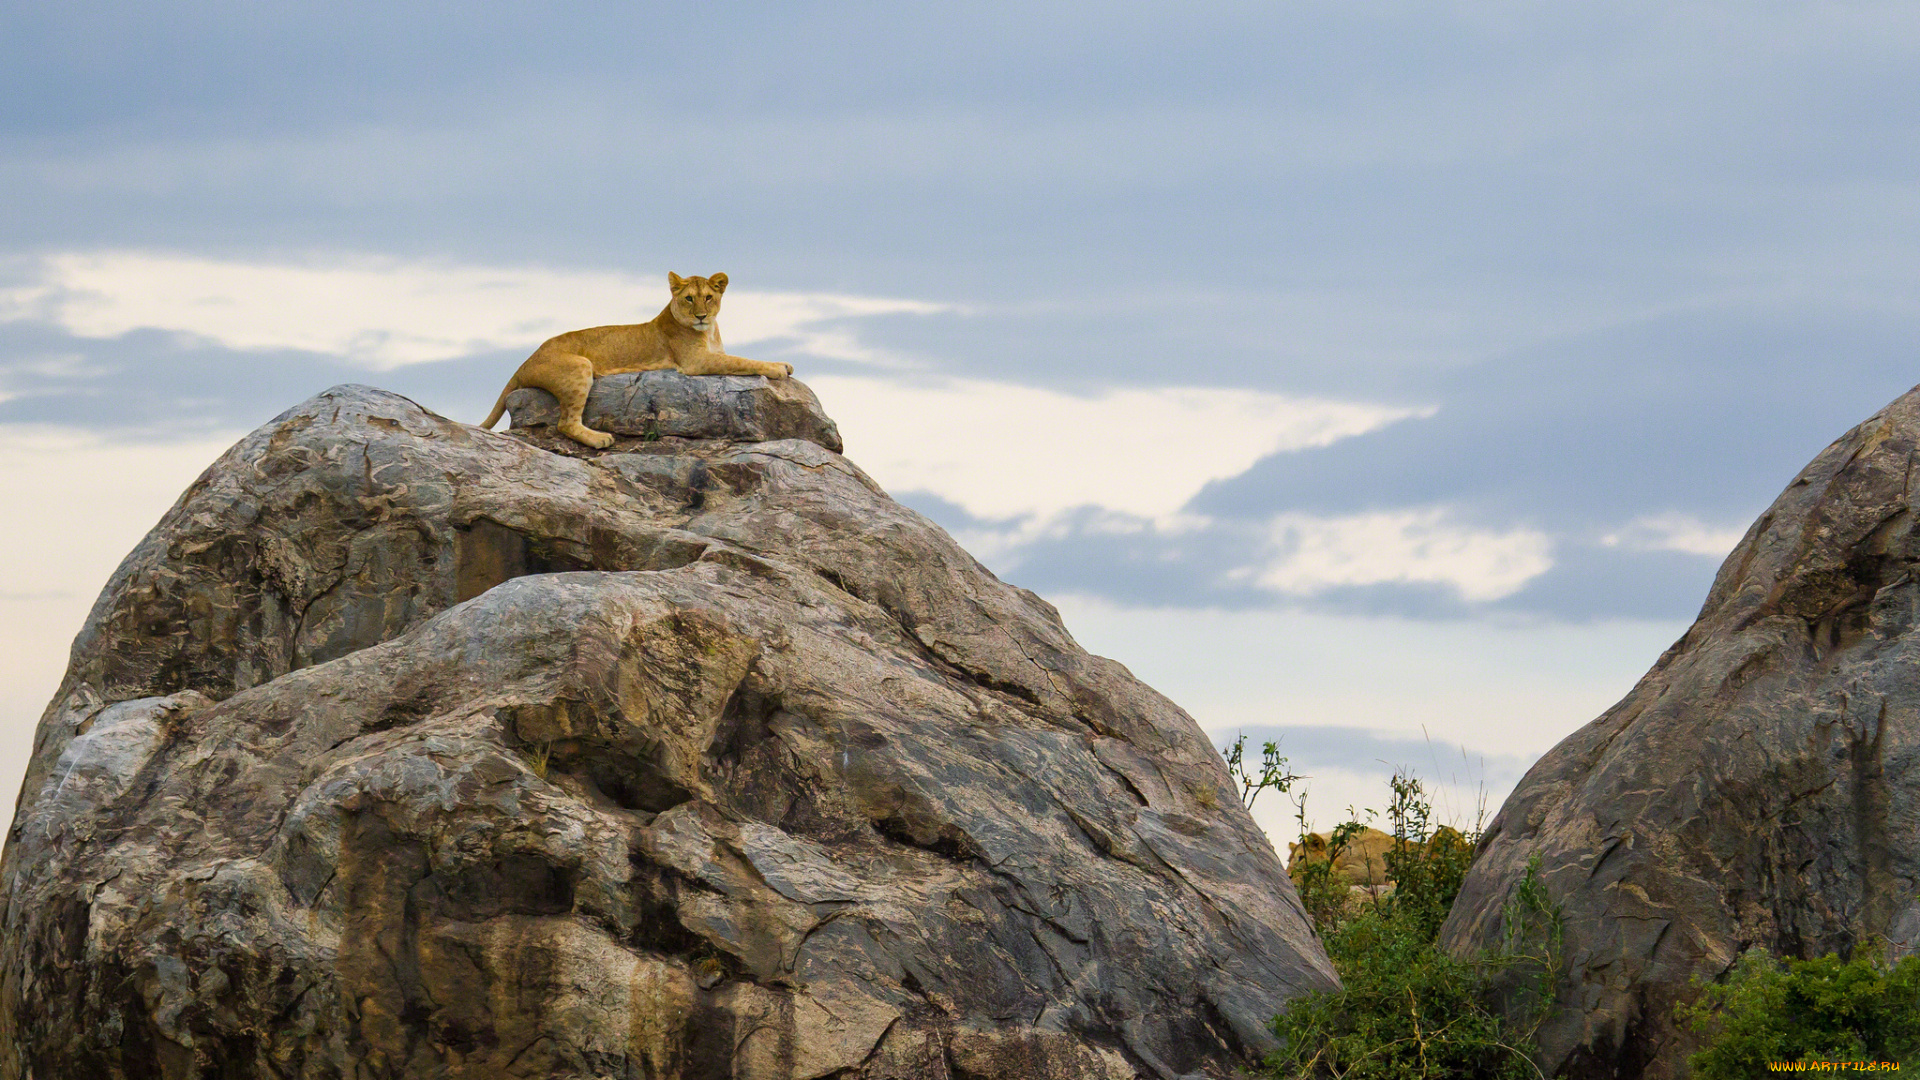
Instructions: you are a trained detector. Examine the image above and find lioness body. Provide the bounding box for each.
[479,271,791,448]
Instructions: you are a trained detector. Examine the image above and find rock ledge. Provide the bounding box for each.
[506,369,843,452]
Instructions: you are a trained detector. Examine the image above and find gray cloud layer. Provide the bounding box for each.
[4,2,1919,624]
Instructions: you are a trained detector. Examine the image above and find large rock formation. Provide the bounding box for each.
[1442,383,1920,1077]
[0,373,1336,1079]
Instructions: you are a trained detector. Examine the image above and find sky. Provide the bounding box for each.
[3,2,1918,843]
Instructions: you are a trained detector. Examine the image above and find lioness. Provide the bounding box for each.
[479,271,792,448]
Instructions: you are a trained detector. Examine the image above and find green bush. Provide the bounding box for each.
[1261,771,1559,1080]
[1277,771,1478,937]
[1680,946,1920,1075]
[1240,745,1920,1077]
[1380,771,1475,942]
[1268,907,1538,1079]
[1290,811,1373,933]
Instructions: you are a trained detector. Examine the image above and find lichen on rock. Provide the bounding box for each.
[0,374,1334,1079]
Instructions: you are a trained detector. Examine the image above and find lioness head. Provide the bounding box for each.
[666,271,728,332]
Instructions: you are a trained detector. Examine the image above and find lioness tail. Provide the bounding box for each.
[479,380,517,430]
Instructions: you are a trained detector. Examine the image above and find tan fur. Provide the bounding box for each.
[1285,824,1469,890]
[1288,827,1396,888]
[479,271,792,448]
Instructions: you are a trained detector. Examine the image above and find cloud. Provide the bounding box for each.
[813,373,1430,521]
[1249,508,1554,603]
[0,273,1798,625]
[0,251,950,370]
[1599,513,1747,558]
[0,250,1902,629]
[892,493,1565,618]
[0,251,1436,533]
[1212,723,1533,783]
[1049,595,1688,835]
[1494,542,1723,622]
[1209,723,1535,838]
[901,498,1727,622]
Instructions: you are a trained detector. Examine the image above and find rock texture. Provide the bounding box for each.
[1442,383,1920,1078]
[505,370,843,453]
[0,373,1335,1080]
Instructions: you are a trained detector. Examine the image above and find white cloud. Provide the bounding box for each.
[1250,508,1554,603]
[0,249,1438,537]
[1599,513,1747,558]
[809,373,1430,522]
[1052,595,1687,837]
[0,251,948,369]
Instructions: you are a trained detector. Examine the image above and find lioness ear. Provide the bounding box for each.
[709,272,728,293]
[668,271,685,290]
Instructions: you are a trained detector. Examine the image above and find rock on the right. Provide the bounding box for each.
[1441,384,1920,1078]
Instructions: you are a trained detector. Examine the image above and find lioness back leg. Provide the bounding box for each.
[519,350,614,449]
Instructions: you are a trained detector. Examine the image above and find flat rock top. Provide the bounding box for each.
[1441,383,1920,1079]
[505,369,843,453]
[0,382,1334,1080]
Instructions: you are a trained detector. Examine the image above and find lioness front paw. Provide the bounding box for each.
[773,362,793,378]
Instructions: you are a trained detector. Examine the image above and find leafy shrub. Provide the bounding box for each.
[1211,738,1561,1077]
[1290,810,1374,933]
[1262,771,1559,1079]
[1380,771,1475,941]
[1217,732,1363,930]
[1268,908,1534,1078]
[1222,732,1302,810]
[1680,946,1920,1075]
